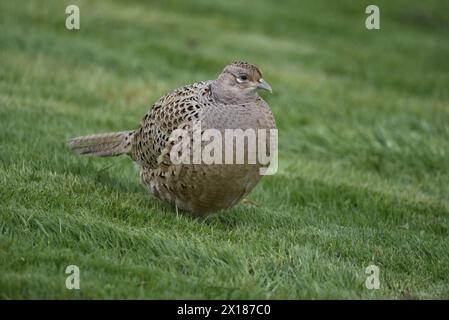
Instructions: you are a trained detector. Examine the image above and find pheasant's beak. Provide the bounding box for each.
[257,79,272,93]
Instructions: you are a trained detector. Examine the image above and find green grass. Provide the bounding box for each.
[1,0,449,299]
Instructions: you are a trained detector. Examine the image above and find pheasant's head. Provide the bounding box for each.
[212,61,272,103]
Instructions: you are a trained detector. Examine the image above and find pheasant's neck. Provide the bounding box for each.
[210,80,259,105]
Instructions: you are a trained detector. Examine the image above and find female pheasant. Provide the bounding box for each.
[68,61,276,216]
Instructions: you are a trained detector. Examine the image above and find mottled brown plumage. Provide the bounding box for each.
[68,61,276,216]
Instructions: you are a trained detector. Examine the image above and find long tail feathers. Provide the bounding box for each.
[67,131,134,157]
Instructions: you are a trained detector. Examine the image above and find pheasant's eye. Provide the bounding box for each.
[236,75,248,83]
